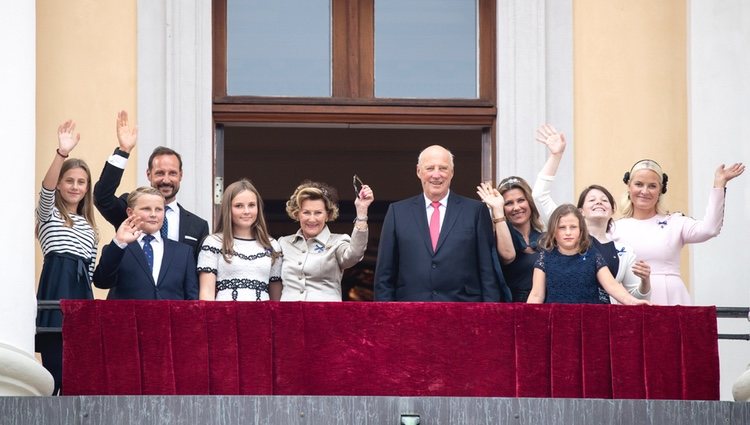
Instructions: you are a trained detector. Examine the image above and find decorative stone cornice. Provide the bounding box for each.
[0,343,53,396]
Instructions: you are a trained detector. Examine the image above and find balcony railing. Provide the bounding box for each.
[37,301,750,340]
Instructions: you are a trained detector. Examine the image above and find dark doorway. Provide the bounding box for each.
[221,125,484,300]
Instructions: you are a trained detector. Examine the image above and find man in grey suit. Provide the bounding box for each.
[375,145,501,302]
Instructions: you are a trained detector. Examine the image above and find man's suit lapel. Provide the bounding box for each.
[409,196,434,254]
[177,203,187,242]
[435,194,461,253]
[156,240,175,286]
[128,243,157,286]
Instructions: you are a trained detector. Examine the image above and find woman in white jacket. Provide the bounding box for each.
[532,124,651,303]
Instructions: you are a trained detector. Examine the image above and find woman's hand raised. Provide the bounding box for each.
[714,163,745,188]
[535,124,566,156]
[476,181,504,212]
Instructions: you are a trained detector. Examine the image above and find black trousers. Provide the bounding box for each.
[37,333,62,395]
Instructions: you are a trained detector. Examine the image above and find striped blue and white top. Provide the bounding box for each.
[36,187,97,279]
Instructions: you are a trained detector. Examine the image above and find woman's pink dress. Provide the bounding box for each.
[611,188,725,305]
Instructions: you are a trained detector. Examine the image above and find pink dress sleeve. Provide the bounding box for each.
[679,187,725,244]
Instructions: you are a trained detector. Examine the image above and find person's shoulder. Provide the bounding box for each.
[177,203,209,224]
[385,195,423,214]
[392,194,423,207]
[613,217,636,230]
[327,232,352,245]
[612,240,635,254]
[536,248,550,260]
[201,233,222,246]
[665,211,686,220]
[588,244,604,257]
[278,233,298,244]
[448,192,484,207]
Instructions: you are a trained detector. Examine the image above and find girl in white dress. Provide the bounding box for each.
[198,179,282,301]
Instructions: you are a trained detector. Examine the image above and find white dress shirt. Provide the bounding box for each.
[164,200,180,241]
[423,190,450,231]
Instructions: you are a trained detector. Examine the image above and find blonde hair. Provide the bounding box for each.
[497,176,544,232]
[621,159,668,217]
[126,186,165,208]
[286,181,339,221]
[538,204,591,254]
[38,158,99,242]
[215,179,278,264]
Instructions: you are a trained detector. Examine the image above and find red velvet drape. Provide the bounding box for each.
[61,301,719,399]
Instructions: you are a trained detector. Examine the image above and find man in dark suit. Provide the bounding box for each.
[93,111,209,257]
[375,145,501,302]
[94,187,198,300]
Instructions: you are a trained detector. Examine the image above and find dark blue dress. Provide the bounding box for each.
[36,252,93,329]
[591,239,619,304]
[500,223,541,302]
[534,246,607,304]
[36,252,93,396]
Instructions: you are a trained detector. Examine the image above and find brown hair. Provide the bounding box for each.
[148,146,183,170]
[285,181,340,221]
[497,176,544,232]
[576,184,616,232]
[215,179,278,263]
[538,204,591,254]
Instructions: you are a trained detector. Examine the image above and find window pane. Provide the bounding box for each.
[227,0,331,96]
[375,0,478,99]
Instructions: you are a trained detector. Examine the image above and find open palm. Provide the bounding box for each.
[715,163,745,187]
[535,124,566,155]
[116,110,138,152]
[476,181,504,210]
[57,120,80,155]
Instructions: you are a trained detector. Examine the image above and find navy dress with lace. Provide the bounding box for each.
[500,223,541,302]
[534,246,608,304]
[591,239,618,304]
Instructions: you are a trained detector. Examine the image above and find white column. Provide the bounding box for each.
[688,0,750,400]
[0,2,54,396]
[137,0,214,225]
[496,0,574,201]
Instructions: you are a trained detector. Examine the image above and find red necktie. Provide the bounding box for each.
[429,201,441,251]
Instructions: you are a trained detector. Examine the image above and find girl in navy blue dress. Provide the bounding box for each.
[527,204,648,305]
[36,120,98,394]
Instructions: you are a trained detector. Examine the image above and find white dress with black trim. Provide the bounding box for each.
[197,234,282,301]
